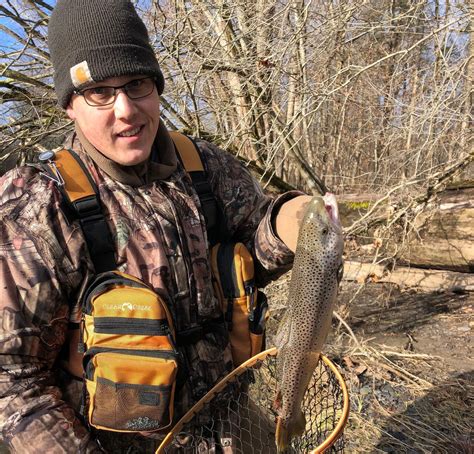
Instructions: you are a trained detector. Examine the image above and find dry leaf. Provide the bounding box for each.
[354,365,368,376]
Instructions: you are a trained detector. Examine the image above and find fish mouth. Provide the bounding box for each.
[322,193,342,230]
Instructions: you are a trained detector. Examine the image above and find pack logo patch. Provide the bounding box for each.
[70,60,94,88]
[139,391,161,407]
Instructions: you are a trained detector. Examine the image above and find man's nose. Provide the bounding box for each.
[113,90,137,119]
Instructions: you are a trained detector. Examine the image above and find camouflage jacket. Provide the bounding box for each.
[0,134,300,453]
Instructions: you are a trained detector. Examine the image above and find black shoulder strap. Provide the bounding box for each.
[169,132,230,246]
[41,133,229,274]
[41,149,116,274]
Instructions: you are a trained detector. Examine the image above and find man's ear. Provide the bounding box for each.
[66,100,76,120]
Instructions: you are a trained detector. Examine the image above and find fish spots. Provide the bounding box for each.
[275,195,344,450]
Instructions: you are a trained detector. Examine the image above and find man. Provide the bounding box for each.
[0,1,310,452]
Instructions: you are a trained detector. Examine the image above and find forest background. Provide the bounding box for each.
[0,1,473,453]
[1,0,472,192]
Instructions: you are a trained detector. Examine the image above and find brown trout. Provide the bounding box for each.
[274,193,344,452]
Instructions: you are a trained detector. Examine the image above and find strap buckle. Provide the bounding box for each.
[73,196,102,218]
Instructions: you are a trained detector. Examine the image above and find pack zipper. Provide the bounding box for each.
[94,317,170,335]
[84,346,178,380]
[246,284,256,322]
[85,345,178,361]
[218,243,238,298]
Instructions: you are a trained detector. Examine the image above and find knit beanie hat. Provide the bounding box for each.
[48,0,165,108]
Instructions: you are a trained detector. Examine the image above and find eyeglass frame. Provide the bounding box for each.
[73,76,157,107]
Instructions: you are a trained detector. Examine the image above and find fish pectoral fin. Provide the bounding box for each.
[273,389,282,411]
[275,412,306,453]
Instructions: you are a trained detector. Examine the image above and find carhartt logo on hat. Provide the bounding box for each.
[70,61,95,88]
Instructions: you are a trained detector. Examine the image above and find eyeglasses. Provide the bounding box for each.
[75,77,156,106]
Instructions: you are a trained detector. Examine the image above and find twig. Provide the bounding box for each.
[378,350,441,360]
[333,310,362,348]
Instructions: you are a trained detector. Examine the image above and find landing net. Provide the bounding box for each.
[156,347,349,453]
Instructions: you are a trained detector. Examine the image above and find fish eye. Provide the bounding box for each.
[322,227,329,235]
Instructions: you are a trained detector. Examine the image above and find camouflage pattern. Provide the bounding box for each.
[0,133,302,453]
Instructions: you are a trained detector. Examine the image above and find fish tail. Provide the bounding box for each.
[275,412,306,453]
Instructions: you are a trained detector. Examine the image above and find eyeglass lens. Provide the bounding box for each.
[83,78,155,106]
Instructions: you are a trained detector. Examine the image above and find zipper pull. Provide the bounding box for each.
[165,325,178,352]
[78,317,85,353]
[247,286,255,316]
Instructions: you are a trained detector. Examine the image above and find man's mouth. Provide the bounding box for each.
[117,126,143,137]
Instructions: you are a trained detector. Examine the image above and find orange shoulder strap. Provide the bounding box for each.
[43,148,116,273]
[49,148,97,203]
[169,131,204,172]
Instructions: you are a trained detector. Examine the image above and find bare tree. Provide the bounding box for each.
[1,0,472,195]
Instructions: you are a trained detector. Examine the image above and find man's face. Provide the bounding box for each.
[66,75,160,166]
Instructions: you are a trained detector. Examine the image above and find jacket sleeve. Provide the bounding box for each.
[196,139,304,287]
[0,169,101,453]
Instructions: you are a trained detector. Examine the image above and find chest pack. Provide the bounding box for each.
[41,132,269,433]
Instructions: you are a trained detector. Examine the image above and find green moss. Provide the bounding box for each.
[342,201,372,210]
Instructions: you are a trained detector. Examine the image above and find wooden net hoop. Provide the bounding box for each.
[156,347,350,453]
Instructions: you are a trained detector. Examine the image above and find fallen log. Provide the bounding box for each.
[344,260,474,292]
[395,187,474,273]
[339,187,474,273]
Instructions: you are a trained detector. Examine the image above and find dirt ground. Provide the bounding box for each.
[266,275,474,453]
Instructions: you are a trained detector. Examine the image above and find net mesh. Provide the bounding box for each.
[160,353,346,453]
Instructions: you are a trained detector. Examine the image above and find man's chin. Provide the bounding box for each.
[117,150,150,166]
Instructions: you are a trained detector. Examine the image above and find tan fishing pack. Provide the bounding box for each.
[211,243,269,366]
[41,132,269,433]
[81,271,178,432]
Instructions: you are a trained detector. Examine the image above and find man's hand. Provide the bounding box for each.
[274,195,313,253]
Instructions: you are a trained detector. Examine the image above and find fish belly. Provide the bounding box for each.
[277,272,339,437]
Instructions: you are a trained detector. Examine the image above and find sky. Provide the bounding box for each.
[0,0,55,52]
[0,1,55,124]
